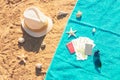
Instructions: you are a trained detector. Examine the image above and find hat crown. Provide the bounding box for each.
[21,6,53,37]
[23,7,47,30]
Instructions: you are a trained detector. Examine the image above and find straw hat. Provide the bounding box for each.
[21,6,53,37]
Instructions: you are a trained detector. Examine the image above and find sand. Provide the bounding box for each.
[0,0,76,80]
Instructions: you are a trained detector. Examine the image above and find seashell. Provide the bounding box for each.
[41,42,46,50]
[18,37,25,43]
[92,28,96,33]
[76,11,82,18]
[35,63,42,76]
[36,63,42,69]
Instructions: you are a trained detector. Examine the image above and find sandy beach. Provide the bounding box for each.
[0,0,76,80]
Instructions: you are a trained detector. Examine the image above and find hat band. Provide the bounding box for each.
[24,20,48,32]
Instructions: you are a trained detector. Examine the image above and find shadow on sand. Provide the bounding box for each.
[18,26,46,53]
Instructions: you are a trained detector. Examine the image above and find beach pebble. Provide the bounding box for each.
[57,11,68,19]
[76,11,82,18]
[92,28,96,33]
[18,37,25,43]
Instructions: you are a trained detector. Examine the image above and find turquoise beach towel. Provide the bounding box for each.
[45,0,120,80]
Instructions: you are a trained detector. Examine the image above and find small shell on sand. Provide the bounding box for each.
[35,63,42,76]
[36,63,42,69]
[41,42,46,50]
[76,11,82,18]
[18,37,25,43]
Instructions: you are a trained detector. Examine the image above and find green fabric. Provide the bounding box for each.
[45,0,120,80]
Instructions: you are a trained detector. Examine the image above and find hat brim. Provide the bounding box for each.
[21,17,53,37]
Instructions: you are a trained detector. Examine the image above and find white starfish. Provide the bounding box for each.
[17,54,27,64]
[66,28,77,38]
